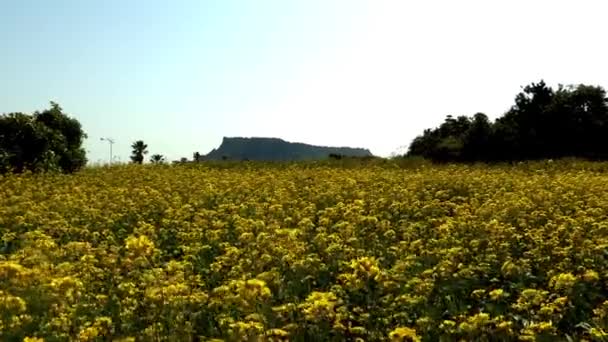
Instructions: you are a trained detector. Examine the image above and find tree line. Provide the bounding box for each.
[0,103,170,173]
[408,81,608,162]
[130,141,170,164]
[3,80,608,173]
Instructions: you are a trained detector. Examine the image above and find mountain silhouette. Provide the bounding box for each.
[203,137,373,161]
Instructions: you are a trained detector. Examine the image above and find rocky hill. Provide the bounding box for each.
[203,137,373,161]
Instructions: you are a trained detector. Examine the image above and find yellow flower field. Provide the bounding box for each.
[1,161,608,341]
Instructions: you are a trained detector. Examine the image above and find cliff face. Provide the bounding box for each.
[203,137,373,161]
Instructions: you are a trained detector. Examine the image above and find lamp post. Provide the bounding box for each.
[100,137,115,165]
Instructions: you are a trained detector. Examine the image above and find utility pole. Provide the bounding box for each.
[100,137,115,165]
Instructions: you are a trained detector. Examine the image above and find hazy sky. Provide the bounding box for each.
[2,1,607,163]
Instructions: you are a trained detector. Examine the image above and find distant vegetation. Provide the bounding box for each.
[203,137,373,161]
[130,140,149,164]
[0,102,87,173]
[408,81,608,162]
[3,80,608,174]
[149,154,166,164]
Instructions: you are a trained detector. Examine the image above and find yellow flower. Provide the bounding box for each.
[240,279,272,301]
[496,320,513,332]
[471,289,486,299]
[468,312,491,326]
[2,157,608,340]
[439,320,456,331]
[299,291,339,321]
[124,234,155,257]
[266,328,289,337]
[532,321,554,332]
[77,326,99,341]
[0,261,31,282]
[582,270,600,282]
[589,327,608,338]
[550,272,577,291]
[389,327,421,342]
[489,288,508,301]
[0,292,27,313]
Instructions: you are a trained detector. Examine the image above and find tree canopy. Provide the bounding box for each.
[150,154,165,164]
[130,140,148,164]
[408,81,608,162]
[0,102,87,173]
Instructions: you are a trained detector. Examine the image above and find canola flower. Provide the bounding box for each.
[0,160,608,340]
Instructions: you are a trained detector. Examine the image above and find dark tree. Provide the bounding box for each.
[0,102,87,173]
[548,84,608,159]
[150,154,165,164]
[408,115,471,162]
[130,140,148,164]
[462,113,492,161]
[496,80,555,160]
[34,102,88,172]
[408,80,608,162]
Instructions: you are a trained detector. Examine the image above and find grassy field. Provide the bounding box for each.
[1,161,608,341]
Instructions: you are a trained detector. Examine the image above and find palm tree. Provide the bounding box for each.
[130,140,148,164]
[150,154,165,164]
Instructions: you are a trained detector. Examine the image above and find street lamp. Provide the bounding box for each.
[100,137,115,165]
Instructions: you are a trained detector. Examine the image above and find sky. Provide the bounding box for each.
[1,0,607,163]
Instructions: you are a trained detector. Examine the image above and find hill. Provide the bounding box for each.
[202,137,373,161]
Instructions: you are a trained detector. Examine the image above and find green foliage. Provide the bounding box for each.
[0,102,87,173]
[409,81,608,162]
[130,140,148,164]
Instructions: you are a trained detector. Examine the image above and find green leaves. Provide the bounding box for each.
[408,81,608,162]
[130,140,148,164]
[0,102,87,173]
